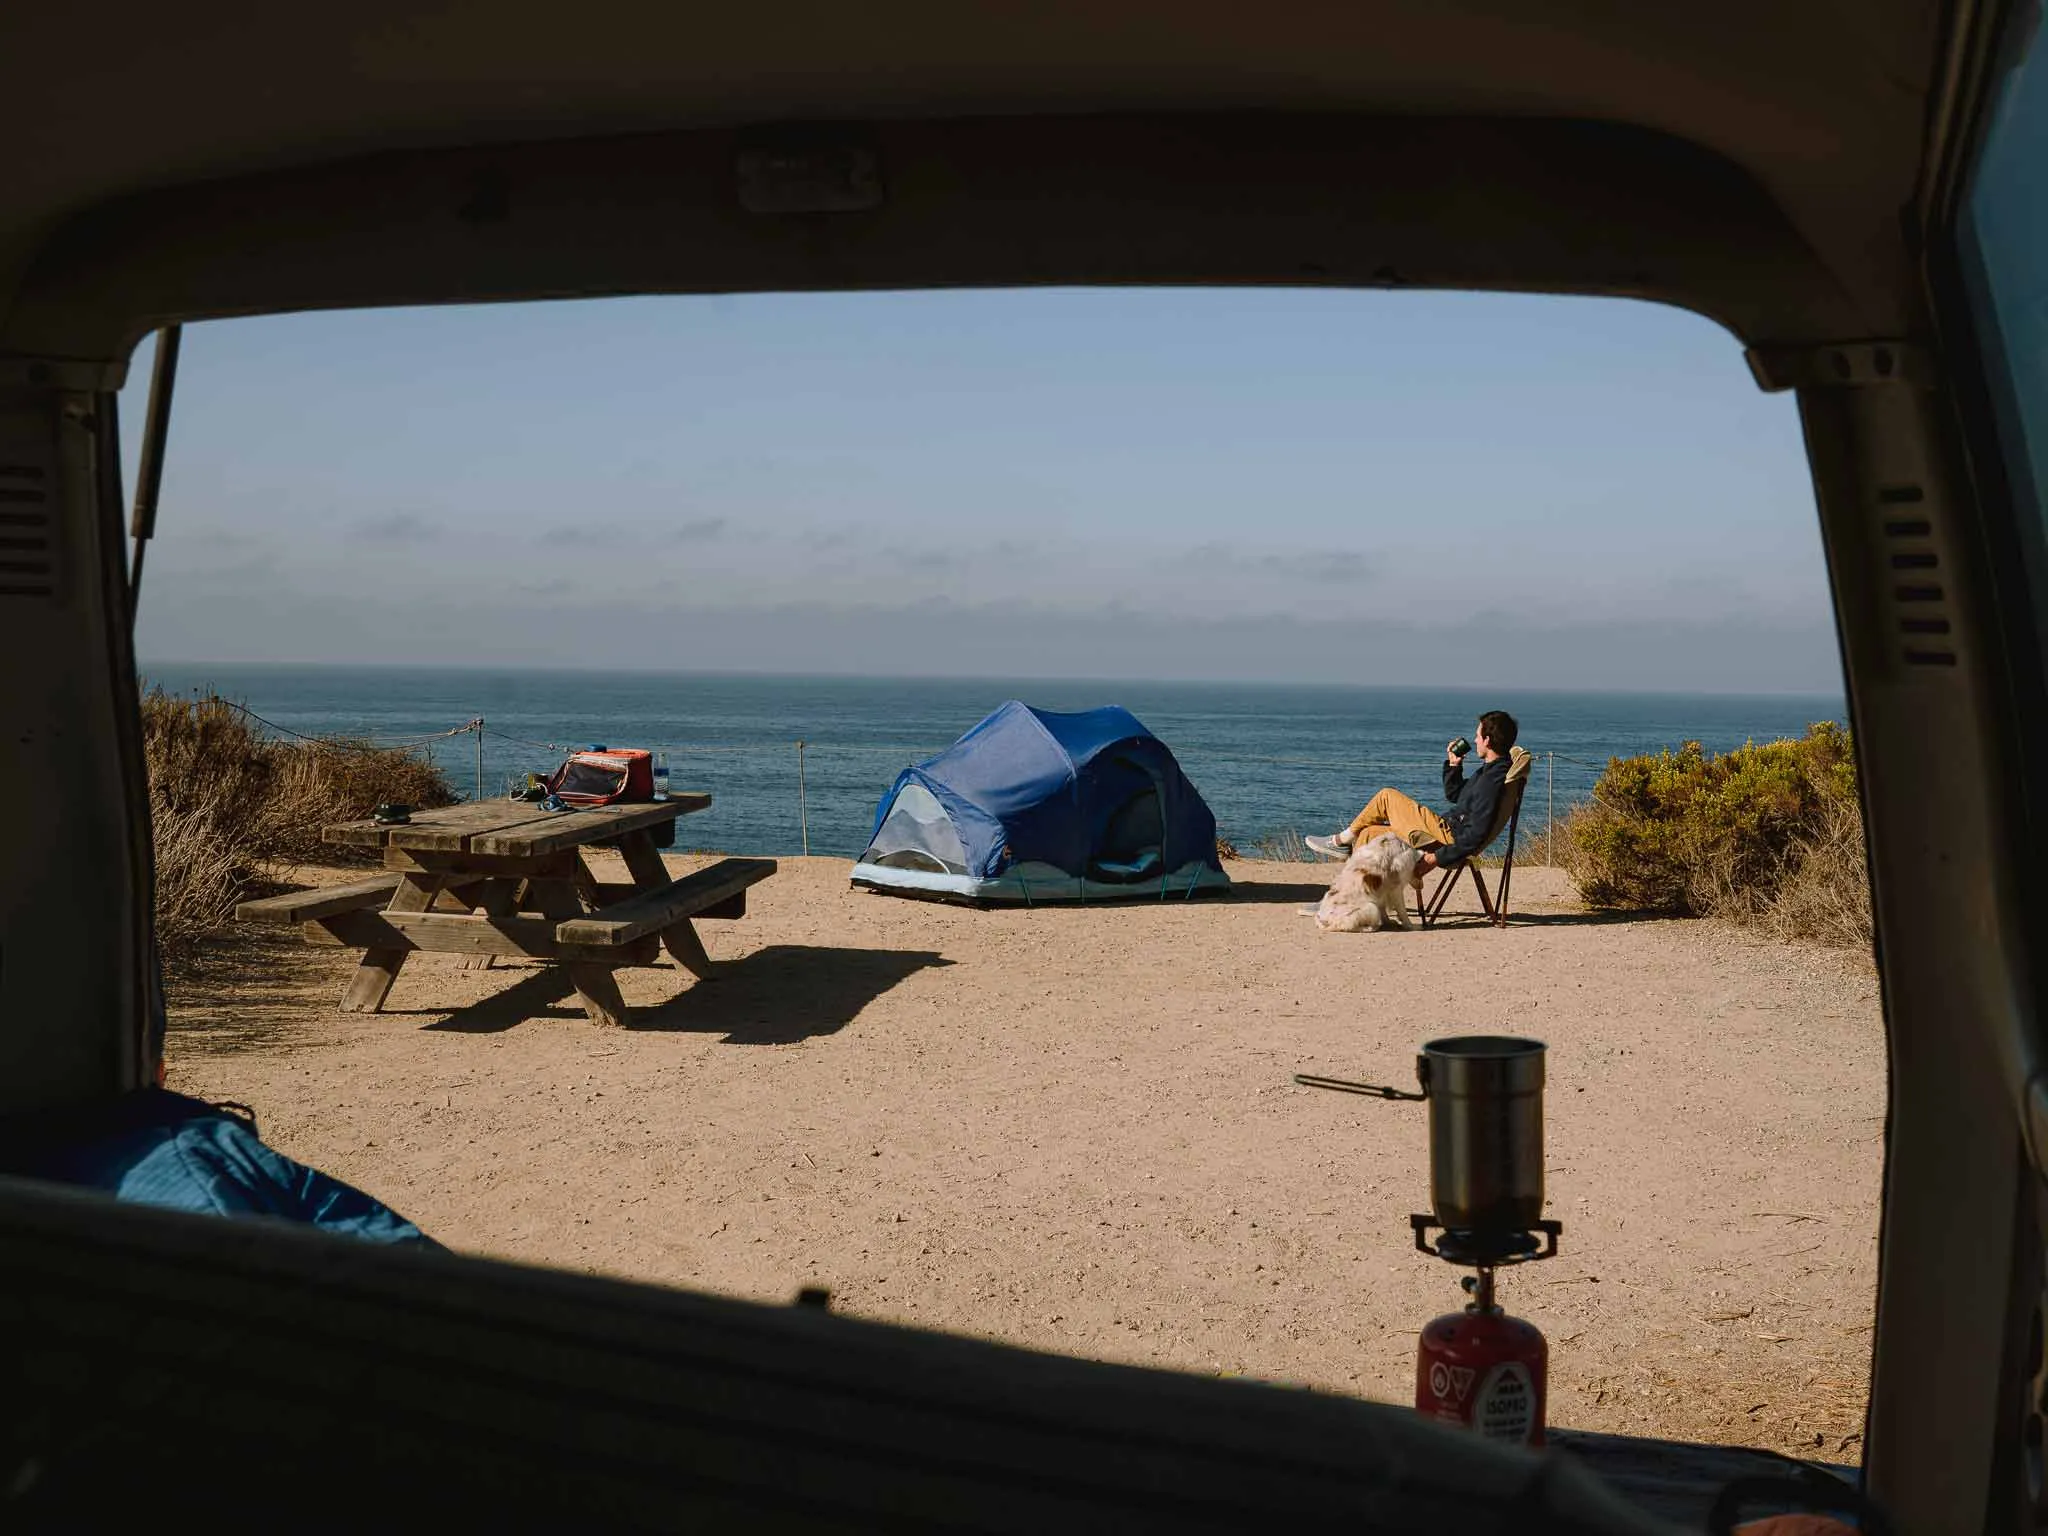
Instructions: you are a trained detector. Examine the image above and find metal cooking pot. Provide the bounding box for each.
[1417,1035,1546,1234]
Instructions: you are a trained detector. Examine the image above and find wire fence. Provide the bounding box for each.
[206,696,1609,866]
[213,698,481,754]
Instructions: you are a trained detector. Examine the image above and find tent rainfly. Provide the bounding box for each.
[852,701,1230,903]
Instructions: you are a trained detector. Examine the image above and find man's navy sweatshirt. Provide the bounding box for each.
[1438,753,1512,867]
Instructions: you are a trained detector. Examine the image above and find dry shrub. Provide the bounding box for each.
[143,690,273,827]
[1556,723,1873,950]
[141,687,458,958]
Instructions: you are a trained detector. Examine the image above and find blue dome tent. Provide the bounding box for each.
[852,701,1231,903]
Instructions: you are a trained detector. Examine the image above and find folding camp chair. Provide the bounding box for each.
[1419,745,1533,929]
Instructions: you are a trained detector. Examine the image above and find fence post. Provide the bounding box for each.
[797,739,810,857]
[476,717,485,803]
[1546,751,1555,866]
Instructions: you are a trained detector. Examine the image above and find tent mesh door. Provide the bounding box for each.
[862,783,970,874]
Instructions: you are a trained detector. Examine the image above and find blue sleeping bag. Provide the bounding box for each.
[13,1089,432,1245]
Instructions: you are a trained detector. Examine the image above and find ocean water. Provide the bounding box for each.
[142,665,1846,858]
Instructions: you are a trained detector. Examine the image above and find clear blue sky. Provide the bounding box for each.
[125,287,1840,693]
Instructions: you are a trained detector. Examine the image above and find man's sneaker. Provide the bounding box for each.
[1304,832,1348,860]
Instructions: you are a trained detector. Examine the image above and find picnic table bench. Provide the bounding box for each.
[237,795,775,1026]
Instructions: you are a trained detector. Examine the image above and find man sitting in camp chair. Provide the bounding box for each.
[1305,710,1522,884]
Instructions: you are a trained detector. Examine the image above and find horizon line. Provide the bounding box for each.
[139,658,1848,703]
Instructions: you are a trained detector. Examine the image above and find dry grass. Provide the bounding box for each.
[1243,827,1309,863]
[1476,820,1558,869]
[1516,817,1564,867]
[142,687,457,960]
[146,791,243,957]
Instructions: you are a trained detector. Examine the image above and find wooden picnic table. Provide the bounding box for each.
[237,795,775,1027]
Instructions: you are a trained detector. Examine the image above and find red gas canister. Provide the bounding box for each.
[1416,1303,1548,1447]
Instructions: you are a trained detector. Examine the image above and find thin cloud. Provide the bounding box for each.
[353,512,438,544]
[888,546,965,575]
[1247,549,1373,583]
[802,524,871,554]
[538,515,730,542]
[1180,541,1374,584]
[177,525,268,549]
[537,519,630,541]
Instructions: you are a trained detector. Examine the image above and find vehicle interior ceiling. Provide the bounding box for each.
[4,1,2042,1529]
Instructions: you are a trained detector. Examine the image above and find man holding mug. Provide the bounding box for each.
[1304,710,1520,879]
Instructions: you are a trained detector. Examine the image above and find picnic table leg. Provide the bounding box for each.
[613,831,715,980]
[612,833,668,892]
[571,853,605,908]
[339,874,440,1013]
[526,877,631,1028]
[560,959,629,1029]
[660,918,716,980]
[456,878,522,971]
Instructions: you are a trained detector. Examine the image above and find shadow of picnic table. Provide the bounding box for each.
[420,944,953,1042]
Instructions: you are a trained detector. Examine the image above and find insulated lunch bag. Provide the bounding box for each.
[547,748,656,806]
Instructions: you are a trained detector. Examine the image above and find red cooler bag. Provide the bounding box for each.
[548,749,655,806]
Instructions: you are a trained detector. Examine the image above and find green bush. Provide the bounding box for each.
[142,687,458,958]
[1556,723,1871,947]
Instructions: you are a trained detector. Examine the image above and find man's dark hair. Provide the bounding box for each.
[1479,709,1519,753]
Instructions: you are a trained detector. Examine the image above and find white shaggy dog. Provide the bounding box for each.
[1312,833,1422,933]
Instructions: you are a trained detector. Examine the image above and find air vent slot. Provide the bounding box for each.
[0,459,53,600]
[1877,483,1955,667]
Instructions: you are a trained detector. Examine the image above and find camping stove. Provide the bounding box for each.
[1298,1035,1561,1448]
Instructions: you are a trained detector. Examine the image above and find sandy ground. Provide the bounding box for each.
[168,855,1884,1458]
